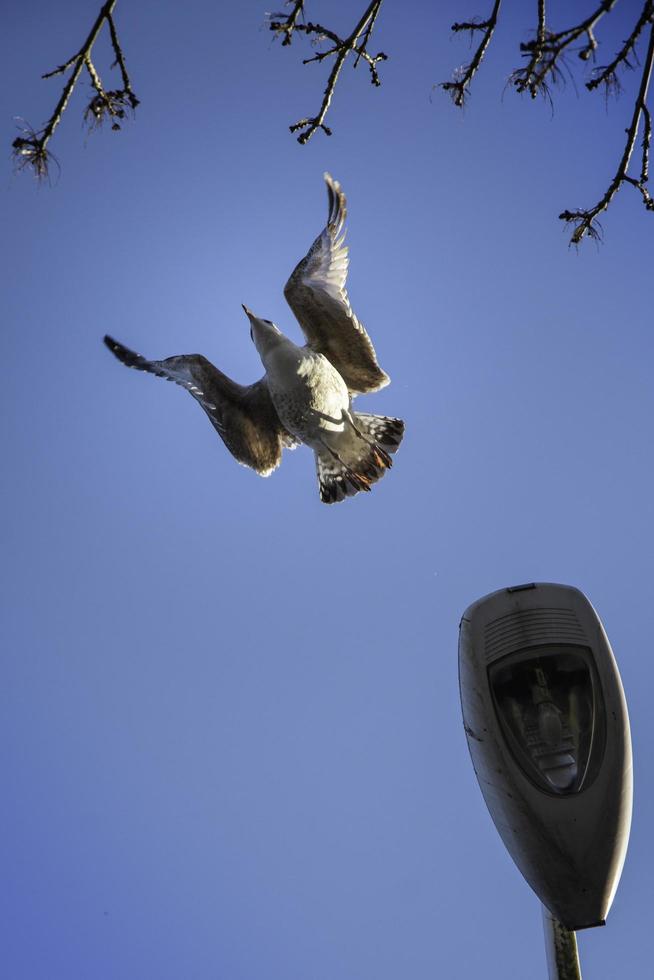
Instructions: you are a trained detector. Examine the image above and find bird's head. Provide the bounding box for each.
[242,305,282,357]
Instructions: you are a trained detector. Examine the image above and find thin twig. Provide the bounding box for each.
[42,53,80,80]
[269,0,387,143]
[106,12,139,108]
[560,20,654,242]
[440,0,502,107]
[353,0,382,70]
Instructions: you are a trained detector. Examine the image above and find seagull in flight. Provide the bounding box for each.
[104,173,404,503]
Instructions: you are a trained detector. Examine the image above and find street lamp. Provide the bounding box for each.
[458,583,632,978]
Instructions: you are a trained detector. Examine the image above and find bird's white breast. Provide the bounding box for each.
[264,340,349,441]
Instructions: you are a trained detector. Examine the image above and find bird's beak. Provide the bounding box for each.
[243,304,256,343]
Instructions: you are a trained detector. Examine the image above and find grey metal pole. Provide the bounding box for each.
[542,905,582,980]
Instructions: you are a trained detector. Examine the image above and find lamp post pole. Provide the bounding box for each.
[541,905,581,980]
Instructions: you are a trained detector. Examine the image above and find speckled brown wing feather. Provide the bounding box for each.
[104,336,297,476]
[284,174,389,396]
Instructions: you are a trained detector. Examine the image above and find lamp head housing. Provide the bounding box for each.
[458,582,632,930]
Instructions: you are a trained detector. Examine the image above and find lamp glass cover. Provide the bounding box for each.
[489,647,606,795]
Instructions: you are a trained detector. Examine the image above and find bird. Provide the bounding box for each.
[104,173,404,504]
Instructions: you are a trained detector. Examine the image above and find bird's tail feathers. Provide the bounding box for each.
[315,413,405,504]
[352,412,405,457]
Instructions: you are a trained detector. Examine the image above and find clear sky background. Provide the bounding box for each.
[2,2,653,977]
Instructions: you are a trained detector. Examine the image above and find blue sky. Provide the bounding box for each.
[2,1,653,977]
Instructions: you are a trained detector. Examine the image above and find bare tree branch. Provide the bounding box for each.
[440,0,502,107]
[511,0,619,100]
[268,1,387,144]
[269,1,306,45]
[560,19,654,243]
[12,0,138,181]
[587,1,653,93]
[441,0,619,105]
[441,0,654,244]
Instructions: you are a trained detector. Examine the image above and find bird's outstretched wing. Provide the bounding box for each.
[284,173,389,395]
[104,336,297,476]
